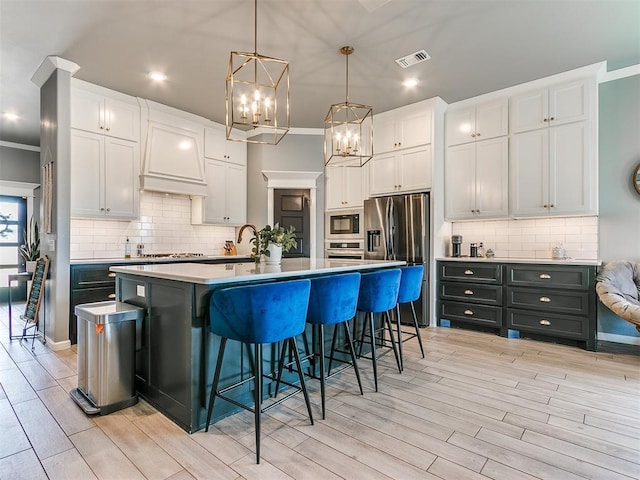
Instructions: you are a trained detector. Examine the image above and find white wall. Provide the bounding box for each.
[245,132,325,254]
[597,74,640,338]
[0,146,40,183]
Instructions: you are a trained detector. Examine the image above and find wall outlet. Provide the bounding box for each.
[136,285,145,297]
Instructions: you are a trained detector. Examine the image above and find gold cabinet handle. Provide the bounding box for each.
[539,273,551,279]
[471,133,476,138]
[107,293,116,299]
[464,290,474,295]
[108,272,116,278]
[539,319,551,326]
[476,132,481,137]
[464,270,474,275]
[464,309,474,315]
[539,296,551,303]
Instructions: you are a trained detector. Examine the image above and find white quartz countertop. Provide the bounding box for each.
[70,255,252,265]
[436,257,601,266]
[110,258,406,285]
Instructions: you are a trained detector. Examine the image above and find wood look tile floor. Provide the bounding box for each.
[1,302,639,480]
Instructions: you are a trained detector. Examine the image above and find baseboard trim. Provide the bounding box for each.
[598,332,640,346]
[45,335,71,351]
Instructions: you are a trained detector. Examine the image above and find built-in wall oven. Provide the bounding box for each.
[325,241,365,260]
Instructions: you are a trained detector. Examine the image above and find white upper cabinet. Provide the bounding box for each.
[325,166,364,210]
[369,98,440,196]
[204,126,247,166]
[446,98,508,146]
[374,101,432,154]
[370,145,432,196]
[510,79,590,134]
[510,121,594,217]
[71,87,140,141]
[71,129,140,219]
[445,137,508,221]
[191,158,247,226]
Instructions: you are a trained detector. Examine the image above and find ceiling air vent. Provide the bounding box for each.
[395,49,431,69]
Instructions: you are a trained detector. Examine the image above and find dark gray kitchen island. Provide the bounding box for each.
[111,258,405,433]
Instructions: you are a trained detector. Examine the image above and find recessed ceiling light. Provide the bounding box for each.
[3,112,19,121]
[403,78,418,88]
[149,72,167,82]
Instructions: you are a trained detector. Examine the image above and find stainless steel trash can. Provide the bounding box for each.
[70,301,144,415]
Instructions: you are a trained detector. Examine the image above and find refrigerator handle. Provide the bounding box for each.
[386,197,395,259]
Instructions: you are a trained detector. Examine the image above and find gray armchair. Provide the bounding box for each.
[595,261,640,333]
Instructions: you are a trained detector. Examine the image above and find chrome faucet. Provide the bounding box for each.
[237,224,257,244]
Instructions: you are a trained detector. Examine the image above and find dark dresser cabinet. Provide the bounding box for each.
[505,264,597,351]
[437,260,597,350]
[437,261,504,332]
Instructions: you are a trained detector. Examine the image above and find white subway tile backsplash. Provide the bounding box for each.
[70,191,236,259]
[451,216,599,260]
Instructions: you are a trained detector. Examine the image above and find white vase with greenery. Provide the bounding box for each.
[251,223,297,265]
[20,217,40,272]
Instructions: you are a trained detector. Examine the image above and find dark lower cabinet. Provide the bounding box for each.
[69,264,120,344]
[437,260,597,350]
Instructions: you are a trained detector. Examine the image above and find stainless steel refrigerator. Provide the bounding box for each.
[364,193,429,326]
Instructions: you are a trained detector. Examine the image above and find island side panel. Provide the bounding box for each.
[119,274,195,431]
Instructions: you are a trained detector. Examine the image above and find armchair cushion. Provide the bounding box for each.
[595,261,640,332]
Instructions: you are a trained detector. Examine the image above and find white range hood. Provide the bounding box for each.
[139,99,207,197]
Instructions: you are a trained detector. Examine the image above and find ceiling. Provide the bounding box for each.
[1,0,639,148]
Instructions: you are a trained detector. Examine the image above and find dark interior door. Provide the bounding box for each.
[273,189,310,258]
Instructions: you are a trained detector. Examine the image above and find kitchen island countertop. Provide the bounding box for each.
[110,257,406,284]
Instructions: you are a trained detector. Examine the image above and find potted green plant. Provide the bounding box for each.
[20,217,40,272]
[251,223,297,264]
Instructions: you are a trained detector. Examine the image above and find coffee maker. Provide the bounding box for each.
[451,235,462,257]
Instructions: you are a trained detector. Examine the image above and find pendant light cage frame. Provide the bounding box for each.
[324,46,373,167]
[225,0,290,145]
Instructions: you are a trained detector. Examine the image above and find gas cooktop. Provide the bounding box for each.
[138,253,204,259]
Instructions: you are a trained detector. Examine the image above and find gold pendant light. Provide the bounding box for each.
[324,46,373,167]
[226,0,289,145]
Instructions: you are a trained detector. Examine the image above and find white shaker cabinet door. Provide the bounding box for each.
[445,143,476,220]
[446,107,476,146]
[398,144,431,193]
[225,163,247,225]
[71,130,104,217]
[373,110,397,154]
[510,88,549,134]
[475,137,508,218]
[343,166,364,207]
[549,121,593,216]
[325,167,344,210]
[549,80,590,128]
[510,128,549,217]
[475,100,508,141]
[369,151,398,195]
[398,104,432,149]
[104,138,140,219]
[202,159,227,224]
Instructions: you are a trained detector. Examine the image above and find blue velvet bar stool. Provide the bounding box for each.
[205,279,314,464]
[356,268,402,392]
[396,265,426,370]
[304,273,363,419]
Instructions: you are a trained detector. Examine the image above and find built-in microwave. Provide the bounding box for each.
[326,209,362,239]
